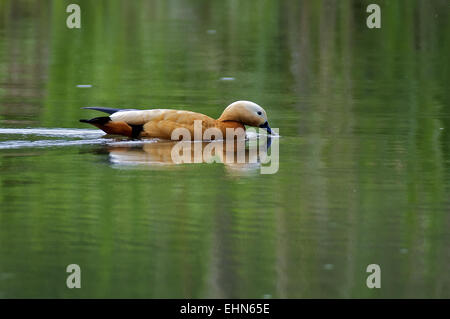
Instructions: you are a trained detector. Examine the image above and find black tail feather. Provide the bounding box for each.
[82,107,135,115]
[79,116,111,124]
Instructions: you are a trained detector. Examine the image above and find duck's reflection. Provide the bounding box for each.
[104,137,275,174]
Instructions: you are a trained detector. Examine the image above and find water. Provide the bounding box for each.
[0,0,449,298]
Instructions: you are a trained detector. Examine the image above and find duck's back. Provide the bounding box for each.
[110,109,216,139]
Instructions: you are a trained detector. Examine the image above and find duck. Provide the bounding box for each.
[79,100,272,140]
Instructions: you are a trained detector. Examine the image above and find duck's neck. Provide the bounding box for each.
[214,120,246,138]
[215,108,246,138]
[217,107,242,123]
[215,120,245,129]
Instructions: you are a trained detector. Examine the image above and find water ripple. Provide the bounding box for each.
[0,138,111,149]
[0,128,103,138]
[0,128,275,150]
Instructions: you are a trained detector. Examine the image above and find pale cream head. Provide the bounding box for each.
[218,100,269,128]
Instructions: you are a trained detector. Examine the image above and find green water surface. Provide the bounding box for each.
[0,0,449,298]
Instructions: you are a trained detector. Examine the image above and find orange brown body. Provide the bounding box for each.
[79,101,272,140]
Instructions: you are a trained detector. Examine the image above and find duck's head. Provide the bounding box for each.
[218,101,272,134]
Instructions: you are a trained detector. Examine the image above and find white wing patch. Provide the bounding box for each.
[110,109,177,125]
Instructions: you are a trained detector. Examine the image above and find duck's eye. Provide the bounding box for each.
[257,111,262,115]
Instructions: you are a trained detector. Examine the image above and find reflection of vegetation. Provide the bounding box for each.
[0,0,449,298]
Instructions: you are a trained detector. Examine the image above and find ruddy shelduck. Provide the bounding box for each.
[80,100,272,140]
